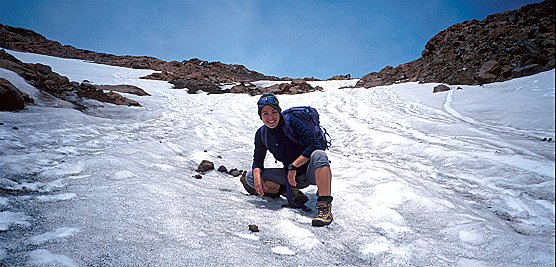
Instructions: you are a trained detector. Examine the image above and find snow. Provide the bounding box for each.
[0,49,554,266]
[29,227,80,245]
[28,249,78,267]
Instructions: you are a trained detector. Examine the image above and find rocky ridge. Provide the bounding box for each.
[0,23,282,94]
[0,49,142,111]
[357,0,555,88]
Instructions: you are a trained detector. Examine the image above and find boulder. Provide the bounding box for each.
[477,60,501,83]
[96,84,150,96]
[0,78,25,111]
[196,160,215,172]
[433,84,451,93]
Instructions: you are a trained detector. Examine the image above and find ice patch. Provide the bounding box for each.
[362,237,390,254]
[113,170,134,180]
[457,258,490,267]
[372,181,418,208]
[458,230,485,245]
[0,211,30,231]
[275,220,320,249]
[235,233,260,241]
[41,162,83,178]
[36,193,77,202]
[375,221,412,237]
[0,197,8,207]
[2,178,67,193]
[54,146,79,156]
[271,246,296,256]
[154,163,175,171]
[28,249,78,267]
[67,174,91,180]
[362,236,407,256]
[30,227,80,245]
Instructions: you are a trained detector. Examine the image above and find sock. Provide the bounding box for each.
[317,196,333,203]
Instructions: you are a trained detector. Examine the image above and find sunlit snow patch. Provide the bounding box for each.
[0,197,8,207]
[235,233,260,241]
[28,249,78,267]
[36,193,77,202]
[362,236,408,256]
[0,211,30,231]
[30,227,80,245]
[113,170,134,180]
[275,220,320,249]
[271,246,296,256]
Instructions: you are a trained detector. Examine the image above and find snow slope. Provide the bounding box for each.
[0,49,554,266]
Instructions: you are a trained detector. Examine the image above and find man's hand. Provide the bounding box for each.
[254,175,267,196]
[287,170,297,187]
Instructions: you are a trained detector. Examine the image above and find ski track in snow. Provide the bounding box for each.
[0,49,554,266]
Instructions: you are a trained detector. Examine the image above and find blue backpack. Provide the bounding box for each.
[261,106,331,150]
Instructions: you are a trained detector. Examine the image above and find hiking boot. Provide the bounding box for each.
[312,200,333,227]
[291,188,309,206]
[240,172,257,196]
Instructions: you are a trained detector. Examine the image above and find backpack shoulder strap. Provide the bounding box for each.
[260,125,268,148]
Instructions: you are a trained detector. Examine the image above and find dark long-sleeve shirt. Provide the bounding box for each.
[252,116,323,176]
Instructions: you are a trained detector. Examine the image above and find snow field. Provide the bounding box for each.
[0,49,554,266]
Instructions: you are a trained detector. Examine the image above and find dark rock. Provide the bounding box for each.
[34,63,52,75]
[0,78,25,111]
[248,224,259,232]
[227,168,242,177]
[12,127,18,130]
[217,165,228,173]
[77,85,141,107]
[196,160,214,172]
[194,174,203,179]
[229,170,242,177]
[96,84,150,96]
[327,74,351,80]
[230,82,259,94]
[433,84,451,93]
[521,64,546,76]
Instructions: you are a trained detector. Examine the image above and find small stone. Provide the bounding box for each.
[12,127,19,130]
[248,224,259,232]
[217,155,222,159]
[229,170,241,177]
[194,174,202,179]
[217,165,228,173]
[196,160,214,172]
[0,122,3,125]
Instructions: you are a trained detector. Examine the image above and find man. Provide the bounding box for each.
[241,93,334,227]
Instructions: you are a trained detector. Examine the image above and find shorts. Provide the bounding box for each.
[245,150,330,189]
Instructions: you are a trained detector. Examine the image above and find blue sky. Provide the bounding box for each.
[0,0,543,79]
